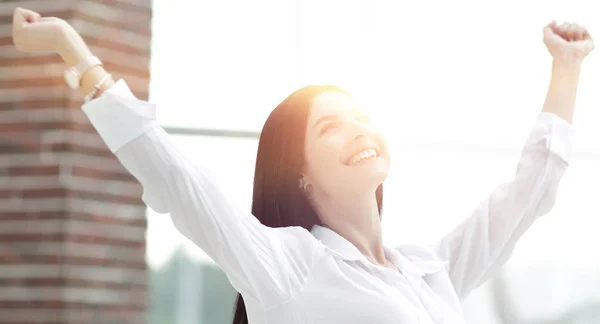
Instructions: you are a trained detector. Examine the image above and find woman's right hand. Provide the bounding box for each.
[13,7,95,80]
[12,7,73,53]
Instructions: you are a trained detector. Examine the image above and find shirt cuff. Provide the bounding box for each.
[82,79,157,153]
[532,112,574,163]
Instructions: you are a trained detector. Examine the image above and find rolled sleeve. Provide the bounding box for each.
[82,79,157,153]
[529,112,574,163]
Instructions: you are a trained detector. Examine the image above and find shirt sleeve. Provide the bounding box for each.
[431,112,573,300]
[81,80,320,308]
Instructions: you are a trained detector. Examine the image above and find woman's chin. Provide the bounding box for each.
[342,165,389,190]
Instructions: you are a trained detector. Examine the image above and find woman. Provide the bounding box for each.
[12,7,594,324]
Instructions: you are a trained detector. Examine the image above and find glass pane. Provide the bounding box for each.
[146,135,258,268]
[149,0,600,149]
[149,0,301,131]
[147,135,257,324]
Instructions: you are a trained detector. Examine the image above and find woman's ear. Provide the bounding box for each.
[299,175,315,202]
[298,175,307,191]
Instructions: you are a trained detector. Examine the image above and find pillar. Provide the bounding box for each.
[0,0,152,323]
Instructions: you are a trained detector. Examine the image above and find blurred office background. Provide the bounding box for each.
[1,0,599,323]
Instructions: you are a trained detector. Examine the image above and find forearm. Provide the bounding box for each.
[542,60,582,124]
[57,28,115,99]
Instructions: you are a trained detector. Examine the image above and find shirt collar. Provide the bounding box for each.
[310,225,445,278]
[311,225,365,261]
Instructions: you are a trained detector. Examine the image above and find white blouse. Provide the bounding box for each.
[82,80,573,324]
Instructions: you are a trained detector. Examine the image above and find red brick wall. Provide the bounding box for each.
[0,1,151,323]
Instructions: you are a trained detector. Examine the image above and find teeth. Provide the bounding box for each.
[348,148,377,165]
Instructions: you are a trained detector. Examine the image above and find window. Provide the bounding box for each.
[147,1,600,323]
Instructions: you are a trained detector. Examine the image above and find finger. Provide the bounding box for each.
[583,28,593,41]
[565,23,579,41]
[557,23,571,41]
[566,23,583,41]
[554,22,566,39]
[25,11,40,23]
[543,25,556,39]
[546,20,559,34]
[21,8,40,23]
[574,26,586,41]
[39,17,61,22]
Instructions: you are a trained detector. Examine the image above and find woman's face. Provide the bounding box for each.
[302,91,390,198]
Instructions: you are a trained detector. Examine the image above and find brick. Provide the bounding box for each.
[0,264,61,279]
[5,165,60,176]
[0,233,142,249]
[0,309,61,323]
[57,152,130,173]
[0,63,64,81]
[93,0,152,13]
[67,198,146,221]
[0,241,144,263]
[88,45,150,75]
[0,255,146,270]
[0,286,145,306]
[71,165,133,181]
[0,46,149,80]
[0,24,149,55]
[73,18,150,51]
[0,197,65,212]
[62,265,147,286]
[0,99,63,111]
[0,278,145,291]
[63,310,145,324]
[0,176,60,190]
[0,86,66,103]
[75,1,151,35]
[0,300,145,310]
[0,108,67,123]
[0,219,144,240]
[0,0,77,16]
[64,176,142,195]
[0,152,127,175]
[67,212,146,226]
[0,211,144,226]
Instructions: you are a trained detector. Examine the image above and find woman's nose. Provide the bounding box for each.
[346,122,368,142]
[353,133,366,141]
[340,115,371,142]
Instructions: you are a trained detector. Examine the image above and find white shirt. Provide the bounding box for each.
[82,80,573,324]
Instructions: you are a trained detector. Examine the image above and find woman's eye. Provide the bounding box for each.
[320,123,337,135]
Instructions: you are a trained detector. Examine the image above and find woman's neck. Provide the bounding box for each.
[317,192,387,266]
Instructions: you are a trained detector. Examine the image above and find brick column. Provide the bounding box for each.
[0,1,151,323]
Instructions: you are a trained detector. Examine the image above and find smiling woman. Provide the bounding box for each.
[10,2,598,324]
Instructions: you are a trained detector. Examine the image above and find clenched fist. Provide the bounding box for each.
[12,7,72,53]
[544,21,594,64]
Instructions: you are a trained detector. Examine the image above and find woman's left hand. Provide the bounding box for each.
[544,21,594,66]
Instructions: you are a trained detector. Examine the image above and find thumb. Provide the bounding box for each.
[543,22,564,44]
[543,21,556,38]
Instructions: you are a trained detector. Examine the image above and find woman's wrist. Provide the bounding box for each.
[552,57,583,73]
[55,25,92,67]
[54,25,114,98]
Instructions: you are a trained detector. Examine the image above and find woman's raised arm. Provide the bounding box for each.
[12,8,321,308]
[424,22,594,300]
